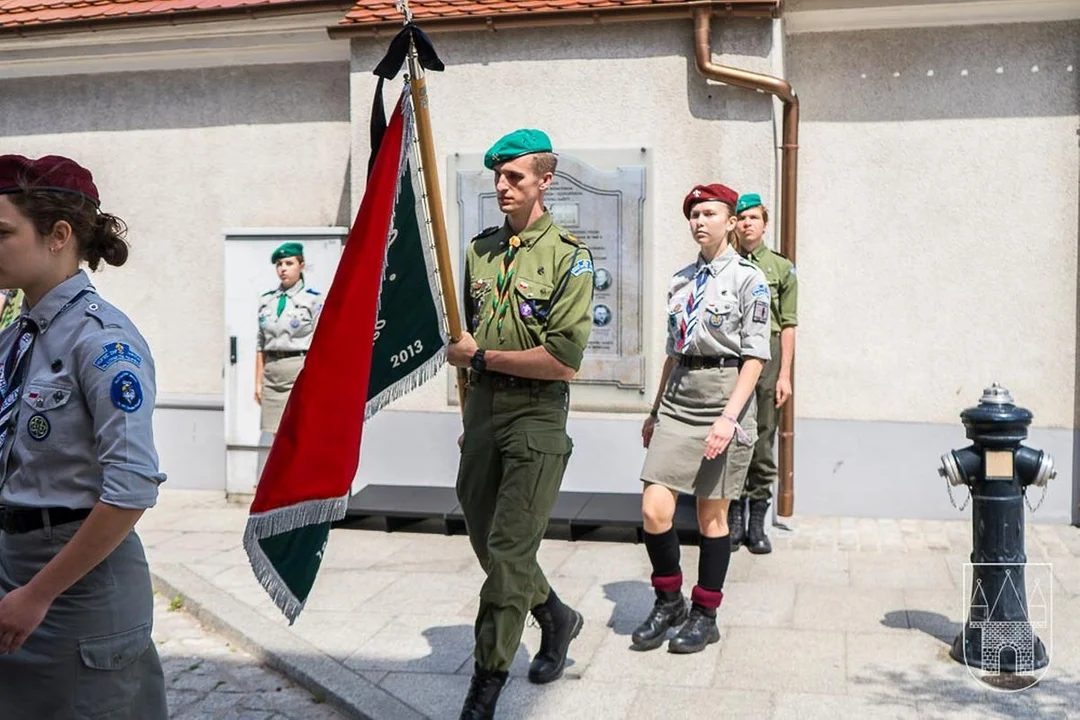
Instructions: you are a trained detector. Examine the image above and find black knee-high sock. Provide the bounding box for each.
[694,535,731,617]
[643,527,681,590]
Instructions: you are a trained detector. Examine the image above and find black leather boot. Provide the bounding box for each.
[746,499,773,555]
[728,498,746,550]
[459,665,508,720]
[631,589,688,651]
[528,591,584,684]
[668,606,720,654]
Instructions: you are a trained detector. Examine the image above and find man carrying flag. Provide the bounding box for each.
[447,129,595,719]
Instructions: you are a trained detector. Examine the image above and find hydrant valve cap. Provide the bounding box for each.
[980,383,1015,406]
[1033,453,1055,488]
[940,452,966,487]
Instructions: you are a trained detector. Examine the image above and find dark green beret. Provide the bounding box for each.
[484,129,553,170]
[736,193,763,215]
[271,242,304,264]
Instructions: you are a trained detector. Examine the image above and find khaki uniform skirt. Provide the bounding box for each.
[260,355,305,433]
[0,518,167,719]
[640,364,758,500]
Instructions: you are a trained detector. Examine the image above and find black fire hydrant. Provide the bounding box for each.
[939,383,1054,672]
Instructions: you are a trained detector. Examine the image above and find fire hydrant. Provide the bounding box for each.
[939,383,1054,672]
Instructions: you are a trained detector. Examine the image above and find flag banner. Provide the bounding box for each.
[243,84,447,623]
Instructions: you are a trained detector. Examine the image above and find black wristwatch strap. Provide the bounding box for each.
[471,348,487,373]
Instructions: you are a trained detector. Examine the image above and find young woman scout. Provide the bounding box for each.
[0,154,168,718]
[632,183,771,654]
[254,241,322,434]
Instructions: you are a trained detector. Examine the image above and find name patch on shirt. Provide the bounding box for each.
[570,258,594,277]
[752,301,769,324]
[93,342,143,372]
[111,371,144,413]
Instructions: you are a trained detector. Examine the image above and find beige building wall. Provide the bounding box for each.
[349,18,781,413]
[0,62,352,396]
[788,21,1079,427]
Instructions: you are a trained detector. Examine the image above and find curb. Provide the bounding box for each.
[150,563,426,720]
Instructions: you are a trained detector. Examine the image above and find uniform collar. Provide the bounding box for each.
[507,212,553,249]
[26,270,93,331]
[280,278,305,297]
[697,245,739,276]
[745,242,769,263]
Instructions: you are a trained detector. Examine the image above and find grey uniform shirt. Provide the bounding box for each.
[256,278,322,353]
[0,271,165,510]
[665,245,772,362]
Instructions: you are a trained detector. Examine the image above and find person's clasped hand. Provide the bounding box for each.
[447,332,479,368]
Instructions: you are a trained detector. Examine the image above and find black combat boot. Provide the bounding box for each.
[459,665,508,720]
[527,591,584,684]
[746,499,773,555]
[631,589,688,651]
[727,497,747,550]
[668,606,720,654]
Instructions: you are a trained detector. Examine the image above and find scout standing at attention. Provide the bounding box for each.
[0,155,167,718]
[728,193,797,554]
[632,183,770,655]
[254,242,322,434]
[447,129,594,720]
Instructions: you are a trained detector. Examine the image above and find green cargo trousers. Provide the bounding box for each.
[456,374,572,672]
[744,333,781,501]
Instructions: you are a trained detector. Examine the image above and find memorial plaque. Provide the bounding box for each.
[456,152,647,391]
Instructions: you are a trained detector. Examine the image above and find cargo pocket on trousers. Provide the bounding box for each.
[76,623,153,718]
[524,433,573,511]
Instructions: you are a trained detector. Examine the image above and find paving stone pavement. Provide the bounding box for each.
[142,490,1080,720]
[154,592,346,719]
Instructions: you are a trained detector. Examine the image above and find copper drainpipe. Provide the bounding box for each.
[693,8,799,517]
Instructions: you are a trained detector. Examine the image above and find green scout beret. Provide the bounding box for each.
[736,193,763,215]
[271,242,304,264]
[484,129,553,170]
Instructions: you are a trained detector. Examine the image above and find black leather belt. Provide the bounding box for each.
[0,506,92,535]
[676,355,741,370]
[469,370,559,391]
[263,350,307,361]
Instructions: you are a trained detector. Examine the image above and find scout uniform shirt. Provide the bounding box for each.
[257,278,322,354]
[0,271,165,510]
[666,245,772,362]
[464,213,594,372]
[744,243,797,334]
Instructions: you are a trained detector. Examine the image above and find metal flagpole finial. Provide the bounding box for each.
[396,0,413,24]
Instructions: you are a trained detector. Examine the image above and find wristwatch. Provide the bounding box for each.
[470,348,487,373]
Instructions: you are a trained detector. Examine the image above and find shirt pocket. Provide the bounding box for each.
[21,380,76,449]
[703,296,739,338]
[512,276,555,326]
[288,306,316,337]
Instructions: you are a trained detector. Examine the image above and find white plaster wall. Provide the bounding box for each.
[0,62,351,395]
[788,21,1079,427]
[349,18,779,413]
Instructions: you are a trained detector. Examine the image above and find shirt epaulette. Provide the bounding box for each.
[305,288,321,295]
[84,296,124,329]
[261,289,276,297]
[473,226,500,241]
[773,249,790,261]
[559,231,583,247]
[738,257,758,269]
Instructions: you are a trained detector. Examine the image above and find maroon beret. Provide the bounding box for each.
[0,154,100,206]
[683,183,738,218]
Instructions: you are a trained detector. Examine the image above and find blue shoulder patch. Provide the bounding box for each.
[94,342,143,372]
[306,288,321,295]
[751,283,770,297]
[110,371,144,413]
[570,258,594,277]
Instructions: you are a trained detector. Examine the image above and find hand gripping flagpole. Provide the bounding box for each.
[397,1,469,412]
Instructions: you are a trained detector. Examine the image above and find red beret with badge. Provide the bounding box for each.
[683,183,739,218]
[0,154,100,206]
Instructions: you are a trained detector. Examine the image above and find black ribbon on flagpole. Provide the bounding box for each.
[368,23,445,178]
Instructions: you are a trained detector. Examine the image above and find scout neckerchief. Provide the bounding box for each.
[486,235,521,334]
[0,316,39,452]
[676,263,710,352]
[276,278,304,318]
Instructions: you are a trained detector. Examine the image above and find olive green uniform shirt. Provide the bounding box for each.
[463,213,594,371]
[745,243,798,333]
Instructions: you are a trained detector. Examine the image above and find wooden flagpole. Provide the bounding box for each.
[400,2,469,410]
